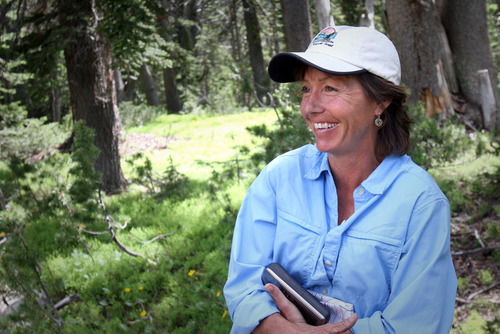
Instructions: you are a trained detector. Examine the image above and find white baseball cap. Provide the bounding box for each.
[268,26,401,85]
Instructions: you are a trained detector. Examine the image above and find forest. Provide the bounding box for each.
[0,0,499,332]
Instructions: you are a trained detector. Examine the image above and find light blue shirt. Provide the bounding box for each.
[224,144,457,333]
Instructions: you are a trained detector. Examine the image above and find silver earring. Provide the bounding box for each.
[374,115,383,127]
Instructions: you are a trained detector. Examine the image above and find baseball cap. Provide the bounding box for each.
[268,26,401,85]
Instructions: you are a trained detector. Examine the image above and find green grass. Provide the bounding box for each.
[124,110,279,180]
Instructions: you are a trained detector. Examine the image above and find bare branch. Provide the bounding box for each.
[132,233,173,244]
[452,246,500,256]
[474,228,486,248]
[81,229,108,235]
[456,281,500,304]
[54,293,79,311]
[97,188,150,260]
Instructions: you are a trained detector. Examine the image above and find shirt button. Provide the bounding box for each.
[325,260,332,267]
[357,188,365,195]
[322,289,328,295]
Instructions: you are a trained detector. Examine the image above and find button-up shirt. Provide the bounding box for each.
[223,144,457,333]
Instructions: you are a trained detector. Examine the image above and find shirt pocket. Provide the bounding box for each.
[333,229,402,316]
[274,209,322,282]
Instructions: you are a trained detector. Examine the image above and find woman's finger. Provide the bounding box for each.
[264,283,306,324]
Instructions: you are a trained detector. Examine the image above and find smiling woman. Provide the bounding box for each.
[224,25,457,334]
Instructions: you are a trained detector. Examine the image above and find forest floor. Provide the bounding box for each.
[451,206,500,331]
[119,132,500,332]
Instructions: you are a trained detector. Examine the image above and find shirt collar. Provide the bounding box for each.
[304,151,331,180]
[304,150,408,195]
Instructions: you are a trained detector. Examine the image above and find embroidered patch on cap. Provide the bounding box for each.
[312,27,337,47]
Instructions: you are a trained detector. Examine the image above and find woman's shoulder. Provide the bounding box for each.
[390,154,448,202]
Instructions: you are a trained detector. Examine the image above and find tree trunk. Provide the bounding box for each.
[48,87,60,122]
[441,0,500,130]
[60,0,126,194]
[114,69,125,105]
[279,0,313,51]
[159,0,183,114]
[359,0,374,28]
[243,0,269,104]
[139,63,160,106]
[386,0,453,116]
[314,0,334,29]
[163,67,182,113]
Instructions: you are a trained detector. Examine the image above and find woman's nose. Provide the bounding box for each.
[301,92,323,115]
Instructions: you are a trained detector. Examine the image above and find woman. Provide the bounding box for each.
[223,26,457,334]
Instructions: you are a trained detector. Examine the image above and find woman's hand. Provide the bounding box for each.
[253,283,358,334]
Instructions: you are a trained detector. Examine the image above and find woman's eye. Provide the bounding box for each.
[326,86,336,92]
[302,86,311,94]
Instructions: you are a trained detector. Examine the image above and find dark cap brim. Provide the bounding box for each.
[268,52,367,83]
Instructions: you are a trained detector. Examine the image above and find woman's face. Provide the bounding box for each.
[300,67,385,160]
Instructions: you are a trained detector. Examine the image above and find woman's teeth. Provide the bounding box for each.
[314,123,338,129]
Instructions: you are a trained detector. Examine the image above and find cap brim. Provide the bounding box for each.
[268,52,367,83]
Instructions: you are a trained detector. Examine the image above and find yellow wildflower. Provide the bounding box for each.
[188,270,196,276]
[216,291,221,297]
[158,230,162,234]
[138,286,144,290]
[222,310,227,318]
[140,310,147,317]
[0,232,5,237]
[125,287,131,293]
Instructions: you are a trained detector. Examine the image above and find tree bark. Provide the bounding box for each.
[386,0,453,116]
[279,0,313,51]
[60,0,126,194]
[441,0,500,130]
[243,0,269,103]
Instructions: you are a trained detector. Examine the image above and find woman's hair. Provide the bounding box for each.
[356,72,412,161]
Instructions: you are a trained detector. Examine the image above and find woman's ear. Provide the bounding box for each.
[375,99,392,115]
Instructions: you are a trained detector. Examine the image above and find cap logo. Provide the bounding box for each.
[311,27,337,47]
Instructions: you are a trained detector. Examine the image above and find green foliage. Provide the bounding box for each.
[478,269,495,286]
[126,153,191,202]
[408,105,479,169]
[0,103,69,161]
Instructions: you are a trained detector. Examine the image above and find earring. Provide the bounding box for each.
[374,115,383,127]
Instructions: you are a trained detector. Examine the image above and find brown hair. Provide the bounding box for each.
[356,72,412,161]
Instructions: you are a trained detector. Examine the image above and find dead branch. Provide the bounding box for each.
[97,189,156,266]
[132,233,174,244]
[81,229,108,235]
[452,246,500,256]
[474,228,486,248]
[456,281,500,304]
[54,293,79,311]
